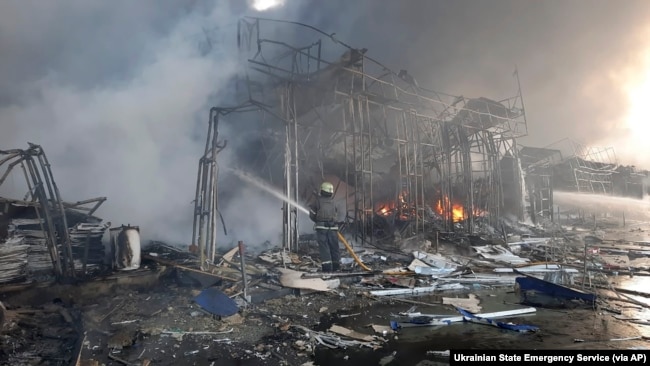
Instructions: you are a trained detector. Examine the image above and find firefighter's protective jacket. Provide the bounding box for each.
[310,195,338,230]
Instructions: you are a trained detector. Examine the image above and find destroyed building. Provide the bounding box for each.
[3,15,650,366]
[0,144,110,285]
[520,138,650,223]
[192,18,530,264]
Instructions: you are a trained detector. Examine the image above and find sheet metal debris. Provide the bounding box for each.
[369,283,465,296]
[391,307,537,329]
[456,307,539,332]
[473,245,530,265]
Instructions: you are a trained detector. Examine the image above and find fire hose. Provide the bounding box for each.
[337,231,372,272]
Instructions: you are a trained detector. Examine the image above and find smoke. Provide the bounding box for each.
[554,191,650,222]
[296,1,650,167]
[0,0,304,247]
[2,0,650,250]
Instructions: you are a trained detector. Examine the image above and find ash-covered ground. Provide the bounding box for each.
[4,215,650,366]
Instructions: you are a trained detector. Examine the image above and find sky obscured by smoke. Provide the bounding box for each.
[2,0,650,247]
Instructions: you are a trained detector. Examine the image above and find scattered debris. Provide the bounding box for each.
[2,16,650,366]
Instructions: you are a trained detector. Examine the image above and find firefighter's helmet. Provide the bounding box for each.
[320,181,334,195]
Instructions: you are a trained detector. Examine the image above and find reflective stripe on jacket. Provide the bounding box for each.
[314,222,338,231]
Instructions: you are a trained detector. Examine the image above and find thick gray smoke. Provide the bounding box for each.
[2,0,650,249]
[0,0,305,247]
[301,1,650,167]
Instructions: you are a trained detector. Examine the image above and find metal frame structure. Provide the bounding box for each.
[518,146,563,223]
[192,17,529,259]
[546,138,618,194]
[0,143,106,279]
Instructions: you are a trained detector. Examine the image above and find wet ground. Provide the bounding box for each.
[5,212,650,365]
[4,270,650,366]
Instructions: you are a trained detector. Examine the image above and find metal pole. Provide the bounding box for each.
[210,162,219,263]
[292,87,299,253]
[581,239,588,290]
[238,241,250,302]
[435,231,439,254]
[198,160,209,270]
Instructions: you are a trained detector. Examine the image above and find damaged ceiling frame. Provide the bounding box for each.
[243,17,529,247]
[522,138,623,224]
[195,17,530,258]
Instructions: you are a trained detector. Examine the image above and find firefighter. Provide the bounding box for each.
[309,181,340,272]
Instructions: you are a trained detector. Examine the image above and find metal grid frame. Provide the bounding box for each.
[193,17,529,257]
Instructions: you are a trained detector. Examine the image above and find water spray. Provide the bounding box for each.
[227,167,310,215]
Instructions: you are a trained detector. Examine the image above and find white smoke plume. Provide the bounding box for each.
[0,0,303,248]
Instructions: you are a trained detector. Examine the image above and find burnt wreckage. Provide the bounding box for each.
[0,19,646,285]
[191,17,529,264]
[0,144,109,284]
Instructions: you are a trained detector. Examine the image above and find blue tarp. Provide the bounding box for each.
[194,287,239,317]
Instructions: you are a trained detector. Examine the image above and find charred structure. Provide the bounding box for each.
[520,138,649,223]
[192,18,529,261]
[0,144,109,284]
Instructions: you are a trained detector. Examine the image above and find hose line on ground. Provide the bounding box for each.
[337,231,372,272]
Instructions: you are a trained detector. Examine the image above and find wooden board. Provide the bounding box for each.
[329,325,374,341]
[277,268,333,292]
[442,293,481,313]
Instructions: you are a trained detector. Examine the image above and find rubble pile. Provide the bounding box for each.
[68,222,109,272]
[0,237,29,284]
[0,300,81,366]
[1,212,650,365]
[9,219,52,279]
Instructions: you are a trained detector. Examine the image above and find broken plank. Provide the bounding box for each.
[442,294,481,313]
[221,246,239,265]
[370,285,438,296]
[328,325,375,342]
[301,271,376,279]
[277,268,337,292]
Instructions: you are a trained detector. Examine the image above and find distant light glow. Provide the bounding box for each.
[624,49,650,138]
[250,0,285,11]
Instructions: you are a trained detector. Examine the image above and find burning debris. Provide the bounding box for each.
[3,17,650,366]
[192,17,529,258]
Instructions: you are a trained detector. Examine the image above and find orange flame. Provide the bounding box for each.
[375,191,414,220]
[435,196,466,223]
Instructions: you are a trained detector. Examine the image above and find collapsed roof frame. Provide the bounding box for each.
[545,138,618,194]
[0,143,106,279]
[193,17,529,260]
